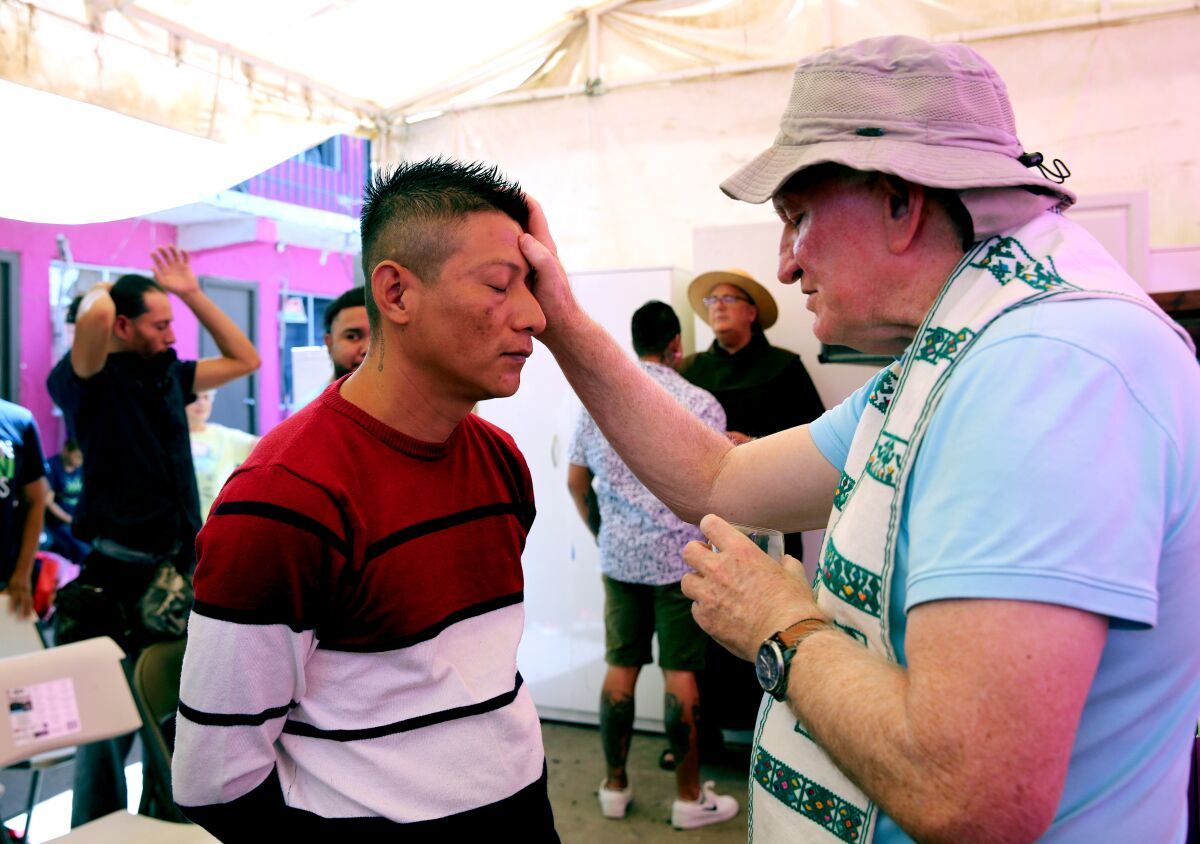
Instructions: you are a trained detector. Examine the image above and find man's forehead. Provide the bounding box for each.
[142,290,173,316]
[710,282,747,296]
[332,305,368,329]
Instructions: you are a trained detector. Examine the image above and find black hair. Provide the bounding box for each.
[358,158,530,335]
[323,286,366,334]
[631,301,681,358]
[65,295,83,325]
[109,274,165,320]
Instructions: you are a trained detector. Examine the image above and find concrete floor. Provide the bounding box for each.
[543,721,750,842]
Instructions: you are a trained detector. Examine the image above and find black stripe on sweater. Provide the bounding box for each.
[363,502,532,562]
[191,600,314,632]
[178,699,298,727]
[281,673,524,741]
[317,590,524,653]
[213,500,348,557]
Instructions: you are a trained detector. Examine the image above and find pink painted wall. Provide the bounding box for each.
[0,216,358,449]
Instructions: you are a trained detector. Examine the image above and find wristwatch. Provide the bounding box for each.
[755,617,833,701]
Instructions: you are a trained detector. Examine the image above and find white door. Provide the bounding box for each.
[477,268,680,731]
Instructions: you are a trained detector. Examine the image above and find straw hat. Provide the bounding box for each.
[688,269,778,330]
[720,35,1075,209]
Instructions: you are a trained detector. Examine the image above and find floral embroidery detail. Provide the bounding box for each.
[865,431,907,489]
[867,366,899,414]
[754,747,867,842]
[832,472,856,511]
[819,539,881,618]
[915,326,976,365]
[969,237,1077,292]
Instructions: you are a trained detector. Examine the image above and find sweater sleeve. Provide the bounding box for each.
[173,463,345,833]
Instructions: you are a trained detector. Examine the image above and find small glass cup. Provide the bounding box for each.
[716,522,784,562]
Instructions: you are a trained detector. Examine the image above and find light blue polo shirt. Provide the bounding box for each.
[809,298,1200,843]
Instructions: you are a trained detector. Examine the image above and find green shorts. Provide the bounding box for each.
[603,575,705,672]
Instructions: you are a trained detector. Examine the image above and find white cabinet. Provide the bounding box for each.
[476,267,691,732]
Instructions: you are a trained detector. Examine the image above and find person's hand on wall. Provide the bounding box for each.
[151,245,200,297]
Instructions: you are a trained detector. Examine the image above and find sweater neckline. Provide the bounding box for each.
[319,378,462,460]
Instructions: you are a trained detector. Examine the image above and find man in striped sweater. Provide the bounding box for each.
[173,159,558,841]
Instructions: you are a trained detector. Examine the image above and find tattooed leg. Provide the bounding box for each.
[600,665,640,788]
[664,669,701,801]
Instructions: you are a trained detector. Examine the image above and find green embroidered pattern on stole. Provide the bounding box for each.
[819,540,881,617]
[915,326,975,364]
[754,746,867,842]
[833,472,856,511]
[867,367,898,413]
[968,236,1077,292]
[865,432,907,488]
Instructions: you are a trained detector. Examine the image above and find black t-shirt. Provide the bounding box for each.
[47,350,201,555]
[0,399,46,581]
[681,332,825,438]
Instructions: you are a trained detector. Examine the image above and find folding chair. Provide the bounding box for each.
[0,609,74,843]
[0,637,215,842]
[131,640,188,824]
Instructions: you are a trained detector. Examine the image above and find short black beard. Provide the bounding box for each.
[332,361,356,380]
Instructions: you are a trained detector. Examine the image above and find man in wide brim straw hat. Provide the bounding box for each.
[518,35,1200,844]
[686,269,779,330]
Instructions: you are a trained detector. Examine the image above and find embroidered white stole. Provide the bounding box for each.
[748,212,1194,843]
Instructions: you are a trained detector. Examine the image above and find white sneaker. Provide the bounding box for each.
[598,778,633,818]
[671,780,739,829]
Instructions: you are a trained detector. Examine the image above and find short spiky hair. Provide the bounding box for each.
[358,158,530,334]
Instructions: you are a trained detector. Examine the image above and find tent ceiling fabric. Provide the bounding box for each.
[0,0,1191,224]
[3,0,1185,140]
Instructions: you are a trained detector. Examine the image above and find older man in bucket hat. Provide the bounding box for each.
[518,34,1200,843]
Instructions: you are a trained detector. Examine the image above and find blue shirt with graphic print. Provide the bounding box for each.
[0,399,46,582]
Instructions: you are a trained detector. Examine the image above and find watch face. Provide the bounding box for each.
[755,640,783,693]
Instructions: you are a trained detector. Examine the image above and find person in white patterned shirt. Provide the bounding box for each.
[567,300,739,830]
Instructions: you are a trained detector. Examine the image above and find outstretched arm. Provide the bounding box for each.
[151,246,260,391]
[519,197,838,531]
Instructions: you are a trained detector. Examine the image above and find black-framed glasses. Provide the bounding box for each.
[702,294,751,307]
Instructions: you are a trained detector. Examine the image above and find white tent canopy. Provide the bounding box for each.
[1,0,1197,230]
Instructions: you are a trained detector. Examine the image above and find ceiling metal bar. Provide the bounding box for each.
[73,0,385,118]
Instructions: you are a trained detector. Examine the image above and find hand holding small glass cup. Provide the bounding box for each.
[713,522,784,562]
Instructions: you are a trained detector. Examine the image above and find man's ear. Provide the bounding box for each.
[666,335,684,365]
[370,260,422,328]
[112,314,132,343]
[878,175,926,255]
[323,332,333,354]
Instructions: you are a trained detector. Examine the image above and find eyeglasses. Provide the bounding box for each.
[702,294,751,307]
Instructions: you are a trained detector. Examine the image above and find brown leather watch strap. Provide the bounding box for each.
[775,616,835,649]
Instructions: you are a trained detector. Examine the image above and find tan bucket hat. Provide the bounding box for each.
[688,269,779,330]
[720,35,1076,209]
